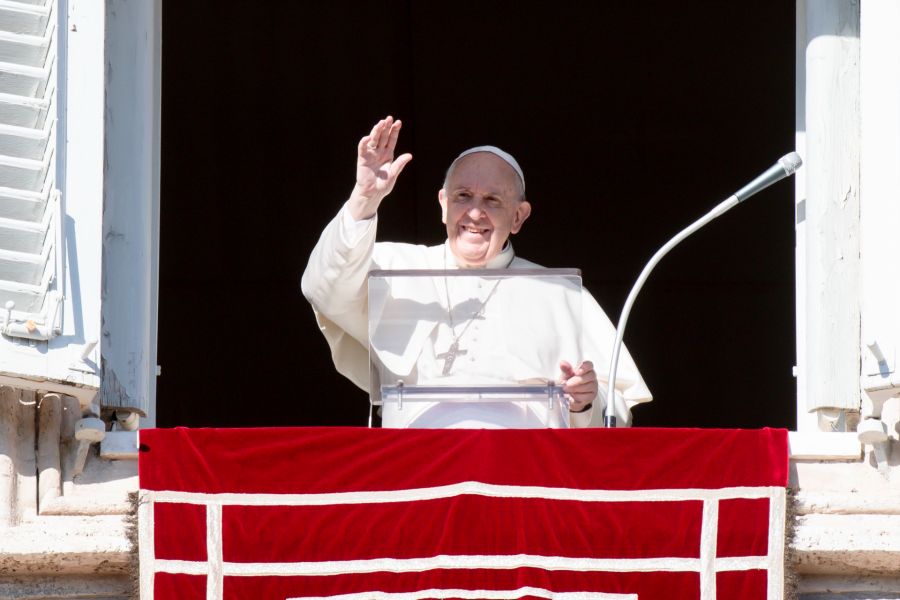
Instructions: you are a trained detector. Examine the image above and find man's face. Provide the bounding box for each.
[438,153,531,267]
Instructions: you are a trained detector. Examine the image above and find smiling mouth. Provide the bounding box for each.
[461,225,490,236]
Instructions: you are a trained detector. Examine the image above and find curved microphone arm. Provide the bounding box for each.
[603,196,737,427]
[603,152,802,428]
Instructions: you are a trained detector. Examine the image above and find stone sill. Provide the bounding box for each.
[0,515,131,575]
[795,491,900,515]
[793,513,900,575]
[798,575,900,597]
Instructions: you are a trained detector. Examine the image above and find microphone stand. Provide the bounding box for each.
[603,153,803,428]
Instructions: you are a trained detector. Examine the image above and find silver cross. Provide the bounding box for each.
[437,340,467,376]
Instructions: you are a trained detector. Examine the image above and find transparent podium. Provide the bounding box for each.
[368,268,583,429]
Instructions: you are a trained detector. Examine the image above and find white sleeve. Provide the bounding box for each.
[340,207,376,247]
[301,202,378,344]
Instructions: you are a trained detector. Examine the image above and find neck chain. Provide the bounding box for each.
[437,246,501,375]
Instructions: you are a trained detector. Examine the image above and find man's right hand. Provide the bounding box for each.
[348,116,413,220]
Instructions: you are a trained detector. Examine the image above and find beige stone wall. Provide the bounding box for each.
[794,442,900,599]
[0,388,135,599]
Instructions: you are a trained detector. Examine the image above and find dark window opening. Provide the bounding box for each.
[158,2,797,430]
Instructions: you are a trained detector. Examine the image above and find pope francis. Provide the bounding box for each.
[302,116,652,428]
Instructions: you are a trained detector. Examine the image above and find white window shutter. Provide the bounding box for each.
[0,0,158,418]
[0,0,100,410]
[0,0,61,340]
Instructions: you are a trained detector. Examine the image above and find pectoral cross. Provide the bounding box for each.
[437,340,467,376]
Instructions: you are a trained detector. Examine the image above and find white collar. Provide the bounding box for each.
[443,241,515,269]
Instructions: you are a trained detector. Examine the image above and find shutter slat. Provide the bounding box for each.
[3,0,51,7]
[0,60,51,97]
[0,120,50,159]
[0,186,48,221]
[0,1,51,37]
[0,28,50,67]
[0,245,47,284]
[0,90,49,127]
[0,212,47,253]
[0,278,45,313]
[0,151,49,192]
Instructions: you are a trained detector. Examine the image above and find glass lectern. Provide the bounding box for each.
[367,268,583,429]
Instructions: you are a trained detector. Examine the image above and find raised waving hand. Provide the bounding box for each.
[348,116,413,220]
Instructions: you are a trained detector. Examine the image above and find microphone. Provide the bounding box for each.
[601,152,803,428]
[734,152,803,202]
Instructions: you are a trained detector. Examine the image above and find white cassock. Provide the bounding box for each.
[301,202,653,428]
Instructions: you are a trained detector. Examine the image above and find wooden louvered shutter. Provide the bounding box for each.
[0,0,62,340]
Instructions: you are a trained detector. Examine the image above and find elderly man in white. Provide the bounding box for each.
[302,116,651,427]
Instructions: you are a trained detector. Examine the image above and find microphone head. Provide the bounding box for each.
[779,152,803,175]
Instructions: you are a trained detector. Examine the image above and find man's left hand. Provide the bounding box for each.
[559,360,597,412]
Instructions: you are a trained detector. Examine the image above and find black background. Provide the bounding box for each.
[157,1,797,429]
